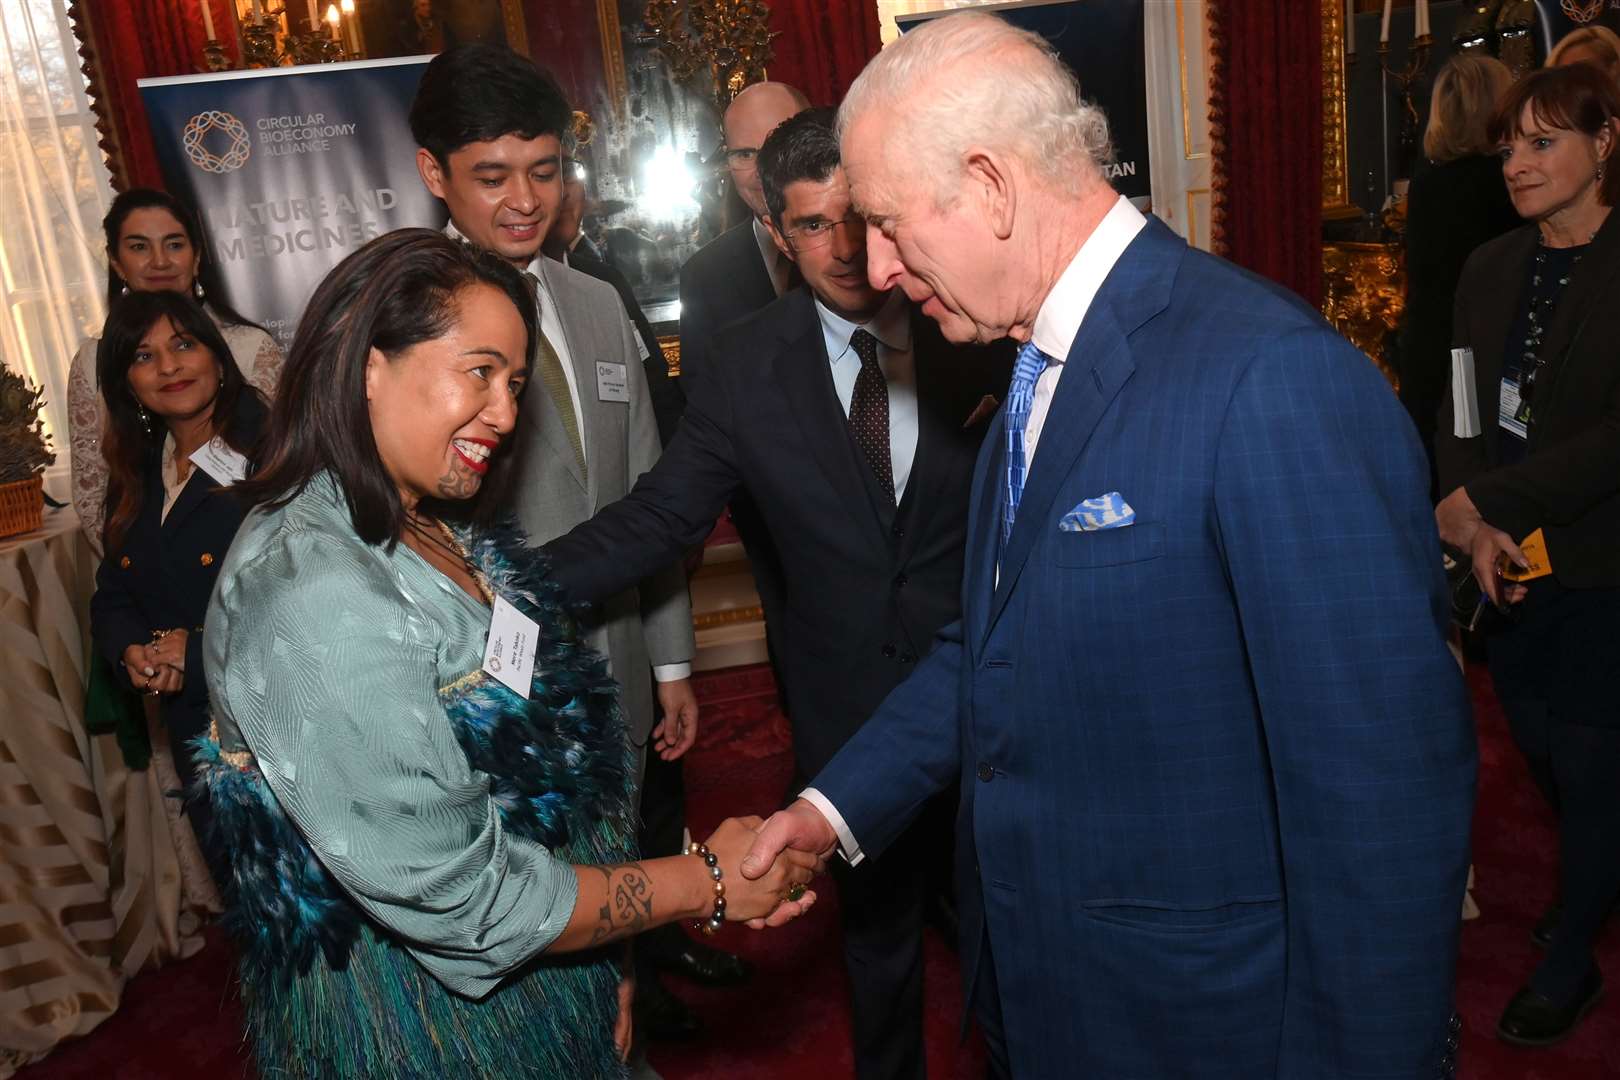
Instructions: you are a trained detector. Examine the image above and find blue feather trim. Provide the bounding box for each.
[193,523,636,1077]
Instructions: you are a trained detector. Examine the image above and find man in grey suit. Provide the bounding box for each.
[409,47,697,824]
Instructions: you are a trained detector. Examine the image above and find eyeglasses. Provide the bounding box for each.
[782,213,864,252]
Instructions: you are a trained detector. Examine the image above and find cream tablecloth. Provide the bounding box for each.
[0,510,219,1077]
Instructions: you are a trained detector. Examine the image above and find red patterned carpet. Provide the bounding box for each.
[20,663,1619,1079]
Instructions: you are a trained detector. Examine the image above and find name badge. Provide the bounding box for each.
[483,595,540,697]
[596,361,630,403]
[188,436,250,485]
[1498,377,1528,441]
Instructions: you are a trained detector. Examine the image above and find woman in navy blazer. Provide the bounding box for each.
[90,290,266,878]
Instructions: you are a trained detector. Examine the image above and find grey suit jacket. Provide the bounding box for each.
[509,255,694,752]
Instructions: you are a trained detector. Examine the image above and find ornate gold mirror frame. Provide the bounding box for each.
[1320,0,1403,386]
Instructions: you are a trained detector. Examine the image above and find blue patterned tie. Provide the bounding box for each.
[1002,341,1050,551]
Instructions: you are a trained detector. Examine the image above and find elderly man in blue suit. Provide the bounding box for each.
[743,12,1477,1079]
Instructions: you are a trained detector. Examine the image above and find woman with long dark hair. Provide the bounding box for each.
[68,188,281,554]
[198,229,816,1078]
[89,289,268,880]
[1437,63,1620,1048]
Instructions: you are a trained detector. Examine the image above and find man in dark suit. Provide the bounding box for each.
[742,14,1477,1079]
[544,108,1011,1080]
[678,80,809,382]
[678,81,810,643]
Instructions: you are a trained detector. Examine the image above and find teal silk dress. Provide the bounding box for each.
[199,474,635,1079]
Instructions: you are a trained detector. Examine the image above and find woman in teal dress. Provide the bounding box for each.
[196,229,817,1079]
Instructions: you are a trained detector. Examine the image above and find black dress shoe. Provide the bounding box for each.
[1531,904,1563,949]
[1496,969,1604,1047]
[655,939,752,986]
[633,976,702,1042]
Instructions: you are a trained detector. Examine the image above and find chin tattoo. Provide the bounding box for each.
[435,464,480,500]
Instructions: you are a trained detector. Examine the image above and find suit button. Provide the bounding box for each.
[119,556,131,569]
[200,552,214,566]
[894,573,908,588]
[881,643,897,658]
[976,762,994,783]
[899,650,915,664]
[891,524,905,538]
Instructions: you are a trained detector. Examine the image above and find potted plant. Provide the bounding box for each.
[0,365,55,538]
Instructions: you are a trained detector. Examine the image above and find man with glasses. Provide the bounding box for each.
[543,108,1013,1080]
[678,81,810,382]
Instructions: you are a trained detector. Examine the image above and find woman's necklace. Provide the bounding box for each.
[1561,0,1604,25]
[404,512,494,604]
[1518,230,1596,421]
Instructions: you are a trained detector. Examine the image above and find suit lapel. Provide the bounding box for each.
[897,312,959,556]
[535,258,591,498]
[977,218,1180,647]
[775,289,895,541]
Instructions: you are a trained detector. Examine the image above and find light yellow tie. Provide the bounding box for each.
[527,272,585,478]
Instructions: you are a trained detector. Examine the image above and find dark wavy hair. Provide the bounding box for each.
[101,189,262,330]
[758,106,841,228]
[96,290,256,551]
[409,44,572,168]
[236,228,538,547]
[1491,64,1620,207]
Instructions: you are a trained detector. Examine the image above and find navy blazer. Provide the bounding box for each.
[546,286,1011,776]
[91,393,266,745]
[812,219,1476,1078]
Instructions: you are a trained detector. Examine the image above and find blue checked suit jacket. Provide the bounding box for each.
[811,218,1476,1079]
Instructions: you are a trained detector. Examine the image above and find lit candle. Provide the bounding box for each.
[307,0,320,32]
[200,0,215,40]
[251,0,262,22]
[340,0,358,53]
[326,3,340,42]
[1346,0,1356,54]
[1380,0,1393,44]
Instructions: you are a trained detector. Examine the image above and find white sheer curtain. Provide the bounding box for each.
[0,0,113,493]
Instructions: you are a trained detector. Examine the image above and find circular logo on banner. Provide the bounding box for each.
[181,110,251,173]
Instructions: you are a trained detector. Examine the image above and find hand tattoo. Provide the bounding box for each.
[589,862,654,946]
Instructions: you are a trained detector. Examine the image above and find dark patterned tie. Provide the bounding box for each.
[848,328,894,503]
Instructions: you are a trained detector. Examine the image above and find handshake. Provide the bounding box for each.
[693,799,842,929]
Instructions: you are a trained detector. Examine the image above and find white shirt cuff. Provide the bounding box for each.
[799,787,864,867]
[652,663,691,682]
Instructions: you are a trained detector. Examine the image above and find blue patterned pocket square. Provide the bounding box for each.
[1058,492,1136,532]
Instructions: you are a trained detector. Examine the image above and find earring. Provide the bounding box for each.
[1599,165,1607,182]
[137,405,153,436]
[193,279,205,302]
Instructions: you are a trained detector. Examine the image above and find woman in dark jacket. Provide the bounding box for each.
[1436,64,1620,1049]
[1395,53,1520,489]
[89,290,266,880]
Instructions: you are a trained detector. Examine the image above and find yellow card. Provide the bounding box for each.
[1499,528,1552,582]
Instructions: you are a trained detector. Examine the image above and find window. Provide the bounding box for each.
[0,0,114,484]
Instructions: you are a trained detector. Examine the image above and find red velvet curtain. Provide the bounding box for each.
[72,0,238,191]
[1209,0,1323,307]
[765,0,883,107]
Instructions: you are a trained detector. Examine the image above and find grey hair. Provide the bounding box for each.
[837,11,1114,203]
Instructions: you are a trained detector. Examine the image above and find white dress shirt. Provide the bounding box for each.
[753,217,795,298]
[1023,194,1148,465]
[815,289,918,501]
[803,194,1150,864]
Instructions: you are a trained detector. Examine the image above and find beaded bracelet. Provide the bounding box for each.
[687,841,725,935]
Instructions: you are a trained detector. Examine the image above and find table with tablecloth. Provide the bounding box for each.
[0,509,219,1077]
